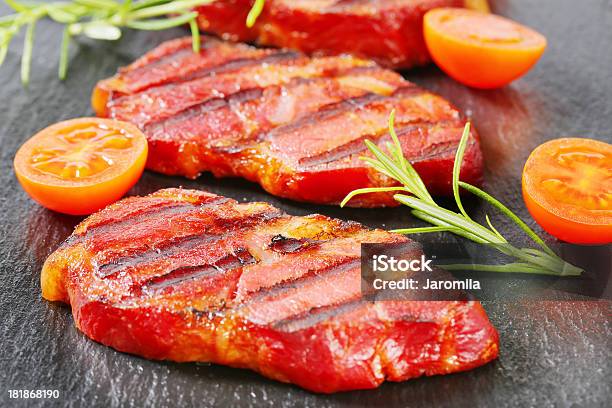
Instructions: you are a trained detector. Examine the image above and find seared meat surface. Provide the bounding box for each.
[42,189,499,393]
[194,0,466,69]
[93,37,483,207]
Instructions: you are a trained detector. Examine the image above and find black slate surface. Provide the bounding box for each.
[0,1,610,407]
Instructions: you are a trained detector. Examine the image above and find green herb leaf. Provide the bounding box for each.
[387,110,433,202]
[74,0,121,10]
[58,26,71,80]
[246,0,264,28]
[129,0,175,12]
[48,6,80,24]
[410,209,488,243]
[0,44,8,67]
[125,11,197,30]
[128,0,211,20]
[83,21,121,40]
[340,186,408,208]
[21,19,36,86]
[0,14,19,27]
[122,0,133,10]
[394,193,503,243]
[5,0,31,13]
[188,16,200,52]
[452,121,473,221]
[485,214,505,242]
[391,226,462,234]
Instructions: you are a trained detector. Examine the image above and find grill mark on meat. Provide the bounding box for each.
[76,197,230,239]
[262,85,424,144]
[144,60,380,135]
[91,200,215,230]
[260,93,382,142]
[297,135,370,168]
[144,97,230,138]
[120,37,224,74]
[336,65,396,76]
[145,265,220,292]
[381,121,474,166]
[107,38,275,96]
[228,87,265,104]
[273,298,366,332]
[145,70,401,150]
[268,234,322,254]
[96,234,222,278]
[107,39,282,100]
[150,84,269,134]
[143,87,266,139]
[327,0,373,10]
[241,257,361,305]
[380,84,425,100]
[297,119,460,169]
[60,200,214,249]
[95,208,284,278]
[411,140,471,163]
[109,51,301,110]
[238,258,363,325]
[122,47,193,77]
[108,52,339,126]
[125,38,226,71]
[181,50,301,83]
[142,248,257,293]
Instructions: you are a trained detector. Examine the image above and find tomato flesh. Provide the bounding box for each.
[424,8,547,89]
[14,118,148,215]
[522,138,612,244]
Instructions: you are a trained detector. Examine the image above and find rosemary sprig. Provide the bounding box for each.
[341,111,583,277]
[0,0,262,85]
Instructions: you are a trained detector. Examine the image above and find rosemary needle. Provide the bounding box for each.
[20,18,35,85]
[341,110,583,277]
[246,0,265,28]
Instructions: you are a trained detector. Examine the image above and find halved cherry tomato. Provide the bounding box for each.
[522,138,612,244]
[14,118,148,215]
[424,8,547,89]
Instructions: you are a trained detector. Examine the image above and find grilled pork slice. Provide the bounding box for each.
[92,36,279,116]
[42,189,499,393]
[93,38,483,207]
[194,0,467,69]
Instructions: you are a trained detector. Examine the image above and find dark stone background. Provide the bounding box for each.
[0,1,610,407]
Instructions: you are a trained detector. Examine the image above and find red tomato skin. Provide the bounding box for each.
[522,182,612,245]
